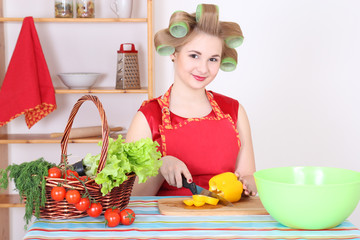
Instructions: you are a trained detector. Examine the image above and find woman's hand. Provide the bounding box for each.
[235,173,257,196]
[160,155,192,188]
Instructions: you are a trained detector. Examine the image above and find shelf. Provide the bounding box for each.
[55,87,149,94]
[0,17,147,23]
[0,2,153,239]
[0,133,121,144]
[0,194,24,208]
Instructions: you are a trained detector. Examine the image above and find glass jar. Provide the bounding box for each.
[55,0,73,18]
[76,0,95,18]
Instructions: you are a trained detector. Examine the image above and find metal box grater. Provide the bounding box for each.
[116,43,140,89]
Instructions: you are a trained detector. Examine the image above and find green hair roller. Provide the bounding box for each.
[225,36,244,48]
[169,21,189,38]
[196,4,219,22]
[156,45,175,56]
[220,57,237,72]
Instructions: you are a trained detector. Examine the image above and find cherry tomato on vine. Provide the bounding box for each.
[79,176,90,182]
[74,197,90,211]
[65,169,79,180]
[105,211,121,227]
[51,186,66,201]
[119,209,135,225]
[48,167,62,178]
[104,208,121,220]
[65,189,81,204]
[87,202,103,218]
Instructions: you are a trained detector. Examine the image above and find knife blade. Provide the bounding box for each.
[181,175,234,207]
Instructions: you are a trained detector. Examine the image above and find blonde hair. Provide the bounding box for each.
[154,4,243,71]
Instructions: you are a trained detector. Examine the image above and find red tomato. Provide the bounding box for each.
[87,202,103,218]
[79,176,90,182]
[119,209,135,225]
[65,189,81,204]
[51,186,66,201]
[66,169,79,180]
[48,167,62,178]
[74,197,90,211]
[105,211,121,227]
[104,208,121,220]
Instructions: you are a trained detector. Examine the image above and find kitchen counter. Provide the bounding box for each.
[24,196,360,240]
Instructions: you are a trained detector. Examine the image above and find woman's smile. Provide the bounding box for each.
[192,74,206,81]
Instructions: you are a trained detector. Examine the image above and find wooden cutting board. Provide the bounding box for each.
[158,196,268,216]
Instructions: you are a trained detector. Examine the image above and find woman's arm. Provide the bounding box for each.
[126,111,193,195]
[125,111,152,143]
[234,104,257,196]
[126,111,164,196]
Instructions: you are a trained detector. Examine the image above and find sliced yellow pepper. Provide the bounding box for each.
[203,196,219,205]
[193,200,206,207]
[183,198,194,206]
[192,194,207,202]
[183,195,220,207]
[191,195,206,207]
[192,195,219,206]
[209,172,243,203]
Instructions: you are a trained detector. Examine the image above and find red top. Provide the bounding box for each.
[139,88,240,196]
[139,91,239,147]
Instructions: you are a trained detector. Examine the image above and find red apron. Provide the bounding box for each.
[157,86,241,196]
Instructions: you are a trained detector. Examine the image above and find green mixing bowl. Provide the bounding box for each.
[254,166,360,229]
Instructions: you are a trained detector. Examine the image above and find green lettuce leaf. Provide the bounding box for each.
[124,138,162,183]
[83,135,162,195]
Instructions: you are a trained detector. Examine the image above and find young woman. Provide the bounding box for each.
[126,4,256,196]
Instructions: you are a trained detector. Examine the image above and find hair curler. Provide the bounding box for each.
[156,45,175,56]
[169,11,192,38]
[154,29,176,56]
[221,21,244,49]
[195,4,220,35]
[220,57,237,72]
[225,36,244,49]
[220,47,238,72]
[195,4,219,23]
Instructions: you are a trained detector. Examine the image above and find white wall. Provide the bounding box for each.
[3,0,360,239]
[153,0,360,228]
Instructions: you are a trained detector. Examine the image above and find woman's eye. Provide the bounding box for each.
[189,54,198,59]
[210,58,219,62]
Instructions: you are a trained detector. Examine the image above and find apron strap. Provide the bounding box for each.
[157,85,228,129]
[206,90,226,119]
[157,86,172,129]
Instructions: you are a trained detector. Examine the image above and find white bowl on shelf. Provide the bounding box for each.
[58,72,102,89]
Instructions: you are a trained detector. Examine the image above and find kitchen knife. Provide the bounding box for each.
[182,175,234,207]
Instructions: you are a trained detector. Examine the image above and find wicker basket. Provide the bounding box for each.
[38,95,135,219]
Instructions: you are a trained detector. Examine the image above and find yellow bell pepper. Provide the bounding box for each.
[208,172,243,203]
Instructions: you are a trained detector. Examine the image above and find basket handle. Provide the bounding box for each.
[60,95,109,174]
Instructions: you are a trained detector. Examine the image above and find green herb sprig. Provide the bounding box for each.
[0,157,54,229]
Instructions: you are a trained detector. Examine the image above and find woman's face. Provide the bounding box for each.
[172,31,222,90]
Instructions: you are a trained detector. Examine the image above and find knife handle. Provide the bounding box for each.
[181,174,198,195]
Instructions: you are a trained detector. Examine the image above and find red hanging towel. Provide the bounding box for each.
[0,16,56,129]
